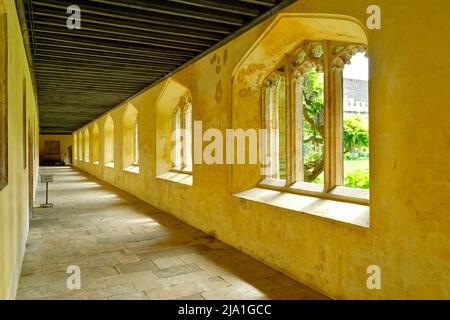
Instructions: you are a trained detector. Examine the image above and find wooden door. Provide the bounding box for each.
[44,140,60,162]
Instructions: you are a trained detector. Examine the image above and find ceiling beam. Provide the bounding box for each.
[34,48,181,68]
[34,25,206,52]
[238,0,277,7]
[89,0,246,26]
[35,71,156,83]
[32,6,223,41]
[167,0,261,17]
[34,42,189,65]
[35,64,162,77]
[32,0,235,34]
[25,0,289,133]
[34,33,195,59]
[33,20,214,47]
[34,60,171,75]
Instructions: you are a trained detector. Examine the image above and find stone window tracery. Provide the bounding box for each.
[262,40,369,203]
[172,93,193,173]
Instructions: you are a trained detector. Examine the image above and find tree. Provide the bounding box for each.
[302,69,325,182]
[343,115,369,155]
[300,70,369,183]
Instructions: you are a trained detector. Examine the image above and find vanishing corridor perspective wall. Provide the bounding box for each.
[39,134,73,164]
[73,0,450,299]
[0,0,40,299]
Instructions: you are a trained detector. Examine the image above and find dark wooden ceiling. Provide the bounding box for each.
[22,0,293,134]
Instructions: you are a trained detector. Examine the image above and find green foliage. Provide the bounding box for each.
[343,115,369,155]
[293,69,370,187]
[304,151,322,164]
[343,116,369,192]
[302,70,325,139]
[302,70,325,182]
[313,174,324,185]
[344,169,369,189]
[344,151,369,161]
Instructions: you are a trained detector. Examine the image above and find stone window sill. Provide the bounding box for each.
[234,187,370,228]
[259,179,369,205]
[123,165,140,174]
[105,162,114,168]
[156,172,193,186]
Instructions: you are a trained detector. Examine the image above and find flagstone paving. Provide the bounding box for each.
[16,166,327,300]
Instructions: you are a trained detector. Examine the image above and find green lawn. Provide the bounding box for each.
[344,159,369,189]
[280,159,369,187]
[344,160,369,176]
[312,160,369,186]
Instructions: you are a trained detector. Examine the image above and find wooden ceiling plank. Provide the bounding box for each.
[33,7,223,41]
[238,0,277,7]
[34,26,205,52]
[89,0,246,26]
[36,64,163,78]
[167,0,260,17]
[33,20,214,47]
[32,0,234,34]
[35,43,188,65]
[35,33,195,59]
[34,55,176,72]
[34,49,180,68]
[27,0,284,133]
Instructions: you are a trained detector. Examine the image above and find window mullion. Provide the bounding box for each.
[293,74,304,184]
[285,56,294,187]
[334,69,344,186]
[324,41,336,192]
[181,107,186,170]
[261,82,269,178]
[172,107,179,169]
[271,85,280,178]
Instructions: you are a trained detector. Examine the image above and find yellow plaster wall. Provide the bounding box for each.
[73,0,450,299]
[39,135,72,164]
[0,0,40,299]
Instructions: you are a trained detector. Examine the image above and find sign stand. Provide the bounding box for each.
[40,173,54,208]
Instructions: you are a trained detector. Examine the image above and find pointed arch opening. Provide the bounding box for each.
[83,128,90,163]
[155,79,193,183]
[122,104,139,171]
[73,133,78,160]
[232,14,369,206]
[92,123,100,164]
[104,115,115,168]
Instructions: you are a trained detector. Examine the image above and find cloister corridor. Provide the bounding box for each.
[16,167,327,300]
[2,0,449,302]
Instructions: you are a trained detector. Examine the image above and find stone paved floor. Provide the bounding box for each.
[16,166,327,300]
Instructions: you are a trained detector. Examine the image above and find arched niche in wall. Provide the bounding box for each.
[92,122,100,164]
[155,79,191,176]
[122,104,138,169]
[104,114,114,167]
[77,132,82,161]
[231,14,368,193]
[73,133,78,160]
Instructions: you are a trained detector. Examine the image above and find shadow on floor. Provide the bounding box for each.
[17,166,328,300]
